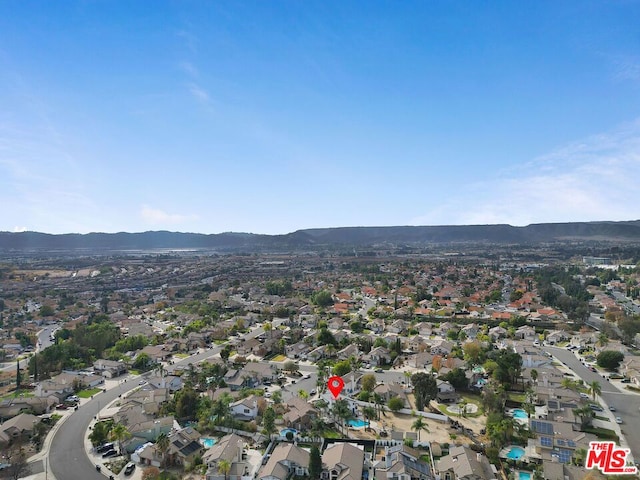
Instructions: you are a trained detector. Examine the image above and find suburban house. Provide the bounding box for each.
[203,433,249,480]
[0,413,39,447]
[93,359,127,378]
[321,442,364,480]
[167,426,204,468]
[366,347,392,366]
[436,445,498,480]
[258,443,310,480]
[436,380,458,403]
[374,444,431,480]
[230,395,259,421]
[282,397,317,431]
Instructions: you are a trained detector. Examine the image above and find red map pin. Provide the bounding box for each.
[327,375,345,399]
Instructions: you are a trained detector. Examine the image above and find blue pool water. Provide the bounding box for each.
[507,446,525,460]
[512,409,528,419]
[201,438,217,448]
[348,419,367,428]
[518,471,532,480]
[280,428,298,437]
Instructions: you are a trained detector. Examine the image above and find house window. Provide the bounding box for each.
[244,408,250,414]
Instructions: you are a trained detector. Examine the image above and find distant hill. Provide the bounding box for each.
[1,221,640,252]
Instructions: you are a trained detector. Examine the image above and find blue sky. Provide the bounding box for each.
[1,1,639,234]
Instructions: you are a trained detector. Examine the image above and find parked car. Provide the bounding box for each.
[96,442,114,453]
[55,404,68,410]
[589,404,604,412]
[102,449,118,458]
[124,463,136,475]
[616,417,623,424]
[609,406,616,411]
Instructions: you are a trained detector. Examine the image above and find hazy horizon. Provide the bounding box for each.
[2,218,639,237]
[1,2,639,235]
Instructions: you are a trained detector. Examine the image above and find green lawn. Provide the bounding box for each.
[1,390,34,400]
[78,387,103,398]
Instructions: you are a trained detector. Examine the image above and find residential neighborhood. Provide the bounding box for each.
[0,247,640,480]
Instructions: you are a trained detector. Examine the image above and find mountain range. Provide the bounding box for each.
[1,221,640,252]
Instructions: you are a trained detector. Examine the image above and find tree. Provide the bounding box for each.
[362,406,377,430]
[573,405,595,429]
[597,333,609,348]
[16,359,21,391]
[388,396,404,412]
[530,369,538,384]
[361,374,376,392]
[331,399,353,435]
[312,290,333,308]
[3,442,30,480]
[218,460,231,480]
[220,345,232,362]
[332,360,351,377]
[441,368,468,391]
[462,341,482,366]
[283,361,299,373]
[411,416,429,441]
[411,372,437,411]
[597,350,625,370]
[109,423,132,455]
[89,420,114,446]
[175,386,199,421]
[309,446,322,480]
[156,432,170,467]
[142,466,161,480]
[271,390,283,405]
[133,352,152,371]
[373,393,385,420]
[458,399,468,418]
[298,389,309,399]
[262,406,276,435]
[588,381,602,401]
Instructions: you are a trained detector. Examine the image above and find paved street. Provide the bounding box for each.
[547,346,640,462]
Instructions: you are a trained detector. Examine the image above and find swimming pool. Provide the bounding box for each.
[348,419,367,428]
[506,446,525,460]
[512,409,528,419]
[201,437,217,448]
[280,428,298,437]
[517,471,532,480]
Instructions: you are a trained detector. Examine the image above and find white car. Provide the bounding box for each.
[616,417,623,424]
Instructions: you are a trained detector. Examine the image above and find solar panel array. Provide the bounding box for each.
[531,420,553,435]
[558,449,573,464]
[540,437,553,447]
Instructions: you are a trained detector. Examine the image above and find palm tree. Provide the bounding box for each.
[458,400,468,418]
[597,333,609,349]
[155,432,170,467]
[373,393,385,420]
[588,381,601,401]
[530,369,538,384]
[573,405,595,429]
[411,416,429,442]
[218,459,231,480]
[362,406,377,431]
[331,400,353,436]
[109,423,132,456]
[298,389,309,400]
[263,322,273,340]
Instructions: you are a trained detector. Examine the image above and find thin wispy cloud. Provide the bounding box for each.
[187,82,211,104]
[140,205,199,225]
[179,61,199,78]
[411,119,640,226]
